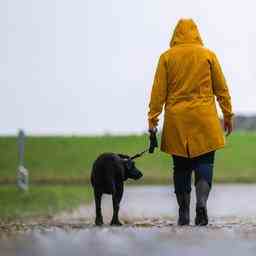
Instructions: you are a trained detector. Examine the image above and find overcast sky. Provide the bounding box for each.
[1,0,255,135]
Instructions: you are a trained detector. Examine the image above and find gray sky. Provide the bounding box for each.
[1,0,255,135]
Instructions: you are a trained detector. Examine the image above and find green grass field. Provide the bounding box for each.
[0,185,92,221]
[0,132,256,184]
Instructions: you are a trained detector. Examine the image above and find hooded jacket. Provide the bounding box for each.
[148,19,233,157]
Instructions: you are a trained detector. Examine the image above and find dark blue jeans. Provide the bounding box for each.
[172,151,215,194]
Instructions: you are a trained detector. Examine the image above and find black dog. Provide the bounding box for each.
[91,153,143,226]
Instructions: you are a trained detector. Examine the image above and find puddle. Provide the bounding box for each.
[1,185,256,256]
[56,184,256,224]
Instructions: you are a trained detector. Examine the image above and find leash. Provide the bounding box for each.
[130,131,158,160]
[130,149,148,160]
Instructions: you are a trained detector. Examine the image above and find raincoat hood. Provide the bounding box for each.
[170,19,203,47]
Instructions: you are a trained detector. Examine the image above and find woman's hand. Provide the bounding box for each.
[148,127,157,134]
[224,118,233,136]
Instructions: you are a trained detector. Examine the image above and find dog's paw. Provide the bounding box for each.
[95,218,104,226]
[110,219,123,226]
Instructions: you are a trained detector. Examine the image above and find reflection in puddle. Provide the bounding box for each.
[1,226,256,256]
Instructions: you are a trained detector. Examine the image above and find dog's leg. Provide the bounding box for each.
[94,189,103,226]
[110,184,123,226]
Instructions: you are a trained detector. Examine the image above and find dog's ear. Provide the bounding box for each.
[120,157,132,171]
[117,156,130,181]
[121,158,130,165]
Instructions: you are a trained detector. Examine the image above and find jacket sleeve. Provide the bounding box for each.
[210,52,234,120]
[148,54,168,129]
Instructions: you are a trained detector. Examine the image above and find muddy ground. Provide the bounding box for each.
[1,185,256,256]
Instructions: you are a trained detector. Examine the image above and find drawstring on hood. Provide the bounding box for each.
[170,19,203,47]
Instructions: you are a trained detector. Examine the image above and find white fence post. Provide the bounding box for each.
[17,129,29,191]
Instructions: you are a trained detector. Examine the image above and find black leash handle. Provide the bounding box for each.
[148,131,158,153]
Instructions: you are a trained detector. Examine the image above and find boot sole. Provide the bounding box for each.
[195,219,208,226]
[178,219,190,226]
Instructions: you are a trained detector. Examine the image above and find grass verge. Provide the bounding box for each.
[0,132,256,183]
[0,185,92,221]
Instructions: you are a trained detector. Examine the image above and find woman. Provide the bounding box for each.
[148,19,233,226]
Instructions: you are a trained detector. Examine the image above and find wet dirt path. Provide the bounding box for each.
[1,185,256,256]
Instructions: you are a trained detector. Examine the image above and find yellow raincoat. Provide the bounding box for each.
[148,19,233,157]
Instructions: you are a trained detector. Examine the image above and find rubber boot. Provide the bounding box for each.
[176,193,190,226]
[195,179,210,226]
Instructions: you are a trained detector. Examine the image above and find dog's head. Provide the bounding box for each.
[118,154,143,181]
